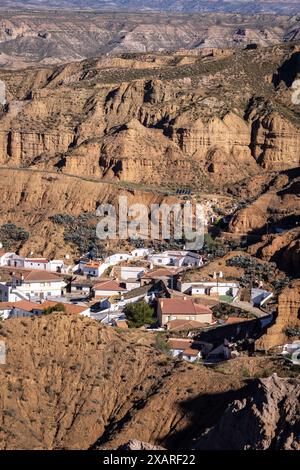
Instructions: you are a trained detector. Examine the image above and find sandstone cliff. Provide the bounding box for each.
[257,280,300,350]
[0,43,299,190]
[195,374,300,450]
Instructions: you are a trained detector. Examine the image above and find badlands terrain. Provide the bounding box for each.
[0,313,299,450]
[1,1,300,15]
[0,40,299,259]
[0,5,298,452]
[1,10,300,68]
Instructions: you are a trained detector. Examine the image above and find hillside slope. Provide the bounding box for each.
[0,314,298,450]
[0,314,243,450]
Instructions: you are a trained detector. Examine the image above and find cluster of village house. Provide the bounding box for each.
[0,248,274,362]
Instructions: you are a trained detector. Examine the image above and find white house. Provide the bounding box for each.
[251,288,273,308]
[157,298,213,327]
[46,259,67,273]
[81,260,103,277]
[0,252,24,268]
[148,251,203,268]
[117,266,145,290]
[24,258,49,270]
[93,279,127,298]
[168,338,202,363]
[105,253,132,265]
[0,300,43,319]
[0,271,66,302]
[179,280,239,298]
[119,266,145,281]
[130,248,152,258]
[70,280,93,295]
[0,252,67,273]
[0,301,15,319]
[0,299,91,319]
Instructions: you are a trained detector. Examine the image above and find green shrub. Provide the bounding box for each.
[124,301,155,328]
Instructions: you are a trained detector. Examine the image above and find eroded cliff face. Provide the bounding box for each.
[229,170,300,235]
[195,374,300,450]
[248,228,300,277]
[0,168,175,257]
[251,113,300,170]
[0,43,299,190]
[257,280,300,350]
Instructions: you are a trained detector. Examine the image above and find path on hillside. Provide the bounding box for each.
[0,165,235,200]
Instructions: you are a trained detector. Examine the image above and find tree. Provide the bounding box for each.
[43,303,66,315]
[124,301,155,328]
[203,233,227,258]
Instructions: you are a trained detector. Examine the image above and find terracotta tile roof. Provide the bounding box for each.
[83,261,101,268]
[168,338,202,354]
[159,298,212,315]
[168,338,193,350]
[142,268,178,279]
[182,348,200,357]
[0,301,17,310]
[194,303,213,315]
[93,280,126,291]
[166,319,207,331]
[16,271,63,283]
[25,259,49,263]
[0,300,39,312]
[39,301,89,315]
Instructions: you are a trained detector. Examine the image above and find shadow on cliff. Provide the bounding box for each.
[273,51,300,88]
[162,382,251,450]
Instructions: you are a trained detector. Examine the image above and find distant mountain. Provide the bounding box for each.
[1,1,300,15]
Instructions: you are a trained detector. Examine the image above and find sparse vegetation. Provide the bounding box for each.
[284,327,300,339]
[226,255,277,287]
[0,223,29,250]
[43,303,66,315]
[50,213,104,256]
[154,333,171,355]
[203,233,227,258]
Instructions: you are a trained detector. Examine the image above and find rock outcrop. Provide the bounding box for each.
[0,43,299,190]
[229,170,300,236]
[257,280,300,350]
[195,374,300,450]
